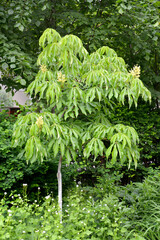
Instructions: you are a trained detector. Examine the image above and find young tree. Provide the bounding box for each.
[12,28,151,213]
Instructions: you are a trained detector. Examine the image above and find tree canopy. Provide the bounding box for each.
[0,0,159,99]
[13,28,151,168]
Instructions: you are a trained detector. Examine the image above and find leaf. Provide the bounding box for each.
[60,142,65,157]
[93,139,99,157]
[10,56,16,62]
[106,144,114,159]
[48,139,54,151]
[20,79,26,86]
[70,149,77,160]
[96,88,102,101]
[111,144,118,164]
[74,106,79,117]
[82,131,91,144]
[84,230,92,235]
[127,149,132,169]
[10,64,16,69]
[19,24,24,32]
[117,143,123,160]
[8,9,14,15]
[108,89,113,99]
[66,149,72,163]
[84,139,94,158]
[25,137,34,160]
[2,62,8,70]
[79,104,87,115]
[119,8,124,14]
[53,141,59,157]
[97,139,105,156]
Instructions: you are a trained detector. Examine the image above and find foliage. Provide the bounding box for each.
[113,102,160,164]
[0,110,59,200]
[105,101,160,184]
[0,89,13,108]
[46,0,160,97]
[0,0,47,89]
[1,0,159,98]
[70,0,159,98]
[0,188,144,240]
[13,29,151,169]
[62,100,160,185]
[1,162,160,240]
[0,193,62,240]
[0,111,23,193]
[117,170,160,239]
[1,100,159,199]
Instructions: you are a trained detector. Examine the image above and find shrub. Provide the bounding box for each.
[117,170,160,239]
[0,189,140,240]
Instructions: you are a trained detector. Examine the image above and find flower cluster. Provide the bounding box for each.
[40,64,47,73]
[36,116,44,129]
[57,71,66,83]
[129,65,141,78]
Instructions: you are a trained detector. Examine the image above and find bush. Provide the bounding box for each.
[0,188,142,240]
[118,170,160,240]
[2,170,160,239]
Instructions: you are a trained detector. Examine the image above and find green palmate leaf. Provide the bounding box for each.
[64,106,74,120]
[48,139,54,151]
[27,80,36,95]
[68,87,84,104]
[70,135,78,149]
[74,106,79,117]
[83,138,103,159]
[108,89,113,99]
[39,82,48,99]
[25,136,47,163]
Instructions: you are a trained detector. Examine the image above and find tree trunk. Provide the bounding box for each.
[57,155,62,221]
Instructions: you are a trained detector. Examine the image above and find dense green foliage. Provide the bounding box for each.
[0,90,13,107]
[0,111,59,199]
[1,0,159,98]
[12,29,151,169]
[1,103,160,197]
[1,171,160,239]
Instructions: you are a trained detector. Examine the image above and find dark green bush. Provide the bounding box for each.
[117,170,160,240]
